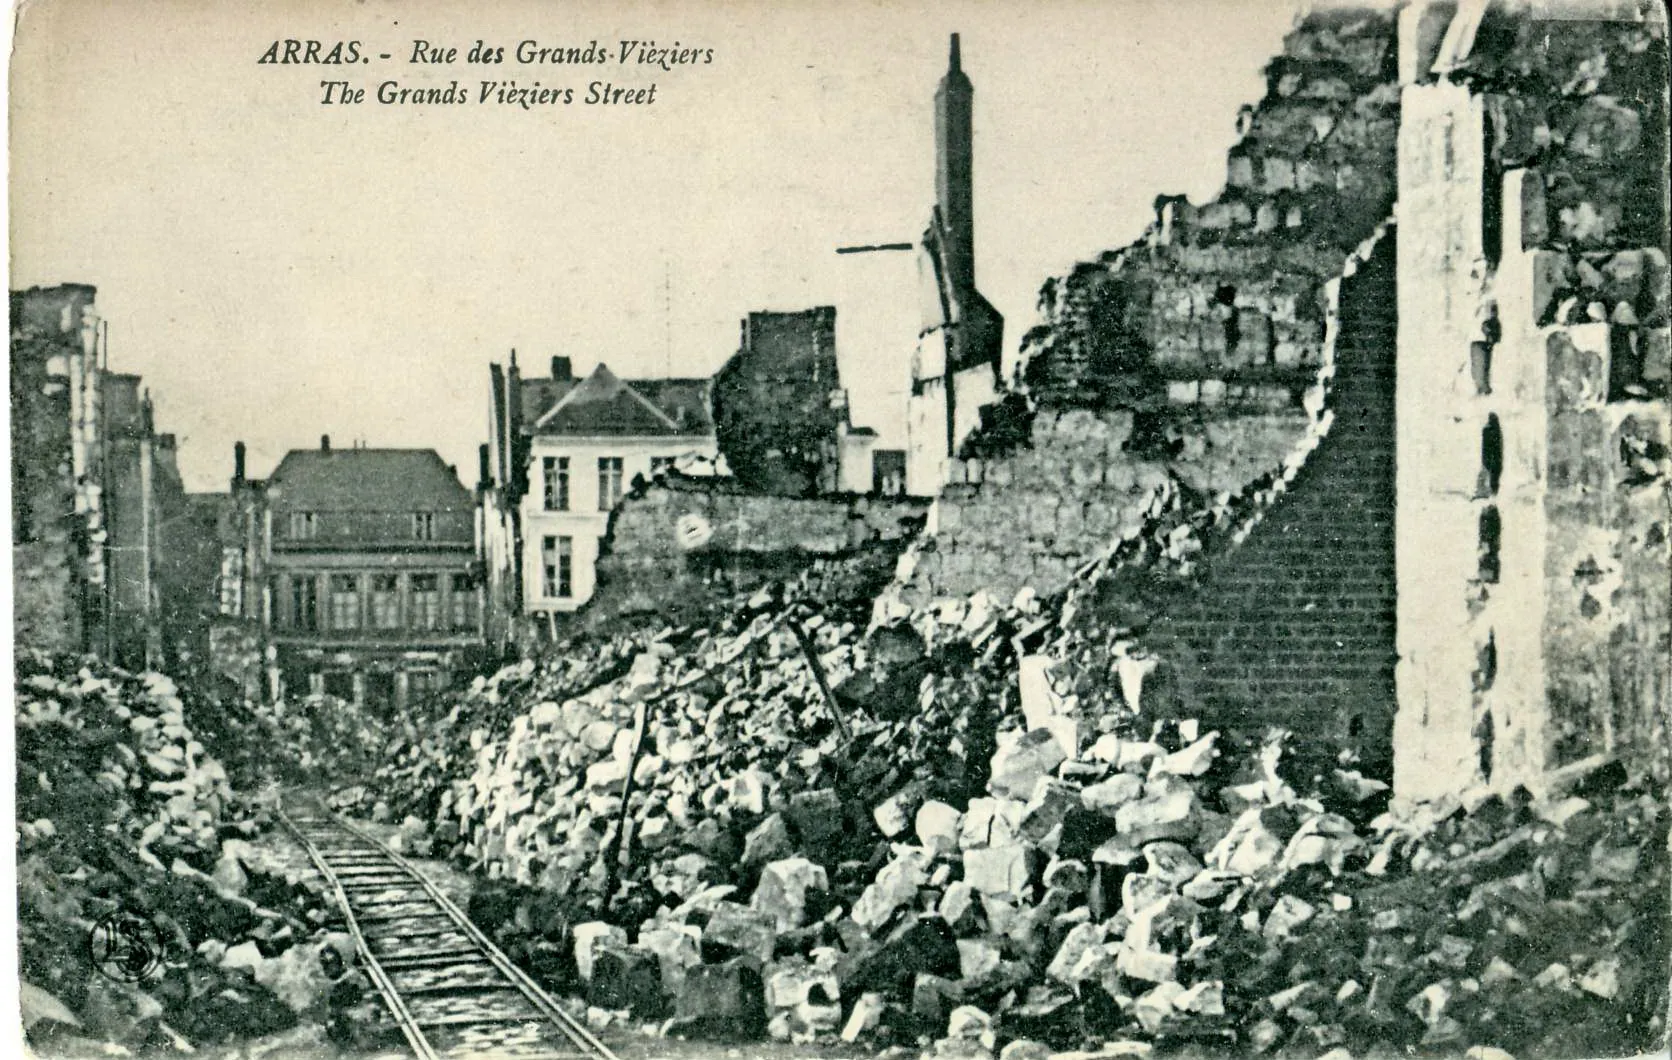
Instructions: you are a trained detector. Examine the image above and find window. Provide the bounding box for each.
[411,573,441,630]
[290,576,319,631]
[1478,506,1502,584]
[219,548,244,615]
[409,670,443,698]
[371,574,400,629]
[450,573,476,628]
[412,512,436,541]
[650,456,676,477]
[542,536,573,598]
[289,511,317,539]
[543,456,570,510]
[598,457,624,510]
[329,574,360,629]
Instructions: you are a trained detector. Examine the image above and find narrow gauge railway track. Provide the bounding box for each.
[278,800,619,1060]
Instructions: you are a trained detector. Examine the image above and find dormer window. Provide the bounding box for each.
[289,512,318,539]
[413,512,436,541]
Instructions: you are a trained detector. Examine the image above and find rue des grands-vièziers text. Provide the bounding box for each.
[257,38,713,106]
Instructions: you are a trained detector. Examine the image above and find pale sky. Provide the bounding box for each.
[9,0,1303,492]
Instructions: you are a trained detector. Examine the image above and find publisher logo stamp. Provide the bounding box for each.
[87,912,163,983]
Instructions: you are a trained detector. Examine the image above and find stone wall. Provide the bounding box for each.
[906,8,1402,604]
[1391,0,1668,799]
[1019,8,1399,405]
[900,405,1305,604]
[590,476,928,624]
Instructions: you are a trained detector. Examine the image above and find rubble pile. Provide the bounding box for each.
[12,651,388,1057]
[331,561,1669,1058]
[188,687,393,791]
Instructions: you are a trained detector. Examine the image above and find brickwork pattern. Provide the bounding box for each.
[1145,231,1399,769]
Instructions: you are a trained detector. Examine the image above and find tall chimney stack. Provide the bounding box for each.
[233,441,247,485]
[478,443,492,490]
[551,356,572,380]
[934,32,976,291]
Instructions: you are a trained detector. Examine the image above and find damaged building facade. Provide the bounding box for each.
[907,34,1006,497]
[1392,0,1670,797]
[898,3,1667,796]
[10,284,191,670]
[711,306,898,498]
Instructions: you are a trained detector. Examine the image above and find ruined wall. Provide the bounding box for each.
[711,308,846,498]
[1146,227,1398,769]
[1393,0,1669,798]
[590,477,927,624]
[1019,8,1399,405]
[909,8,1401,602]
[900,406,1304,604]
[9,285,101,655]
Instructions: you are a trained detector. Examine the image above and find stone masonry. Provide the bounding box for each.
[906,8,1402,605]
[10,285,104,654]
[1393,0,1669,798]
[591,476,928,624]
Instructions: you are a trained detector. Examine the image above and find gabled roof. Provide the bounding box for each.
[266,448,472,512]
[528,363,713,437]
[520,376,578,426]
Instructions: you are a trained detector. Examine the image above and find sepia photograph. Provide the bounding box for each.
[5,0,1669,1058]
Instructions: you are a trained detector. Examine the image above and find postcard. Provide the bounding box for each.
[6,1,1668,1058]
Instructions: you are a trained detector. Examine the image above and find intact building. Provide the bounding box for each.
[907,34,1005,496]
[484,354,717,630]
[210,439,486,709]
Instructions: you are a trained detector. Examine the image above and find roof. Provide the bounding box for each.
[266,448,473,512]
[527,363,713,437]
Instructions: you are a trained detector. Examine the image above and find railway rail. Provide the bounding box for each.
[279,799,619,1060]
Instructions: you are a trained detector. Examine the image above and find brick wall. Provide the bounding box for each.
[590,476,927,624]
[1143,229,1399,769]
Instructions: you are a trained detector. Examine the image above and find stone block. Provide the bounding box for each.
[989,728,1068,800]
[752,857,830,932]
[850,915,961,996]
[573,922,628,982]
[672,959,765,1038]
[703,902,778,964]
[588,944,669,1019]
[962,844,1033,898]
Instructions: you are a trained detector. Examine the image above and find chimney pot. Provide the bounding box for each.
[321,434,331,452]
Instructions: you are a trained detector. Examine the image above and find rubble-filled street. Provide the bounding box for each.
[10,1,1670,1059]
[13,538,1668,1058]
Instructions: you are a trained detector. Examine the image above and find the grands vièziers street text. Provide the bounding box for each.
[255,38,716,107]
